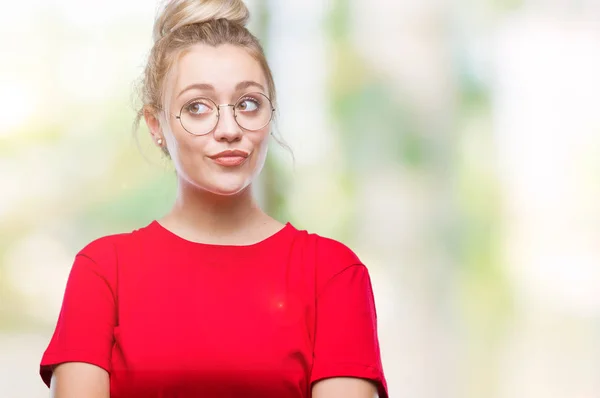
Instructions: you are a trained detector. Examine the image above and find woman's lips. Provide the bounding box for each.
[209,149,249,167]
[211,156,247,167]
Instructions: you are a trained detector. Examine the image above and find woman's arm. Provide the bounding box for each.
[312,377,378,398]
[310,242,388,397]
[49,362,109,398]
[40,238,119,390]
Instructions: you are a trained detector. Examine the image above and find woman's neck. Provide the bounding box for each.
[158,181,279,245]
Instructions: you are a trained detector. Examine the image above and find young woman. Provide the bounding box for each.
[40,1,388,397]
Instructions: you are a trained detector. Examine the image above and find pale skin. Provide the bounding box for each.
[49,43,378,398]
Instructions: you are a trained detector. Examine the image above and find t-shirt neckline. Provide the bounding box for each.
[148,220,295,253]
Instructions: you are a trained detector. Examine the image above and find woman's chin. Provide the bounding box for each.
[211,186,247,196]
[202,178,252,197]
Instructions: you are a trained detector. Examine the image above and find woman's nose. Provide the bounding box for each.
[212,104,242,142]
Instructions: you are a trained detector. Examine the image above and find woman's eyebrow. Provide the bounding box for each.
[177,80,266,99]
[177,83,215,98]
[235,80,265,92]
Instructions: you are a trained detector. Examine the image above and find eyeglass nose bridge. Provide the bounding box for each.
[215,103,237,119]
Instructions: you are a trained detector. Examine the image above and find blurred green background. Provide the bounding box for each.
[2,0,600,397]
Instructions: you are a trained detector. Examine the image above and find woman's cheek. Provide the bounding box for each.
[252,136,270,176]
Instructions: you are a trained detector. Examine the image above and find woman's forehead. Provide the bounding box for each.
[173,44,267,96]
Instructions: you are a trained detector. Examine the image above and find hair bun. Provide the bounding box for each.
[153,0,250,42]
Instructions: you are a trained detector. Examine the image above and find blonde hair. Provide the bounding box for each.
[134,0,286,156]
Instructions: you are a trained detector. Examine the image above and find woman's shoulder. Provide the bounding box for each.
[313,234,362,267]
[292,225,365,283]
[75,222,153,262]
[292,224,361,262]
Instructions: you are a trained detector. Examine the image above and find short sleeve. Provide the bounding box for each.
[40,237,118,387]
[310,264,388,398]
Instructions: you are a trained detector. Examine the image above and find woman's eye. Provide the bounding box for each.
[237,98,260,112]
[186,101,211,115]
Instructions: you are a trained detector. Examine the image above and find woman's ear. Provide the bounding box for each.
[143,106,163,145]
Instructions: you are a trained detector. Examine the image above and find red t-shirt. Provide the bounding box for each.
[40,221,388,398]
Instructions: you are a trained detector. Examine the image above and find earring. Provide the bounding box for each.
[157,138,163,146]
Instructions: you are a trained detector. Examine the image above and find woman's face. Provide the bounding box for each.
[151,43,272,196]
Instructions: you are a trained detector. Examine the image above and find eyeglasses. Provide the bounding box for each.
[173,92,275,136]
